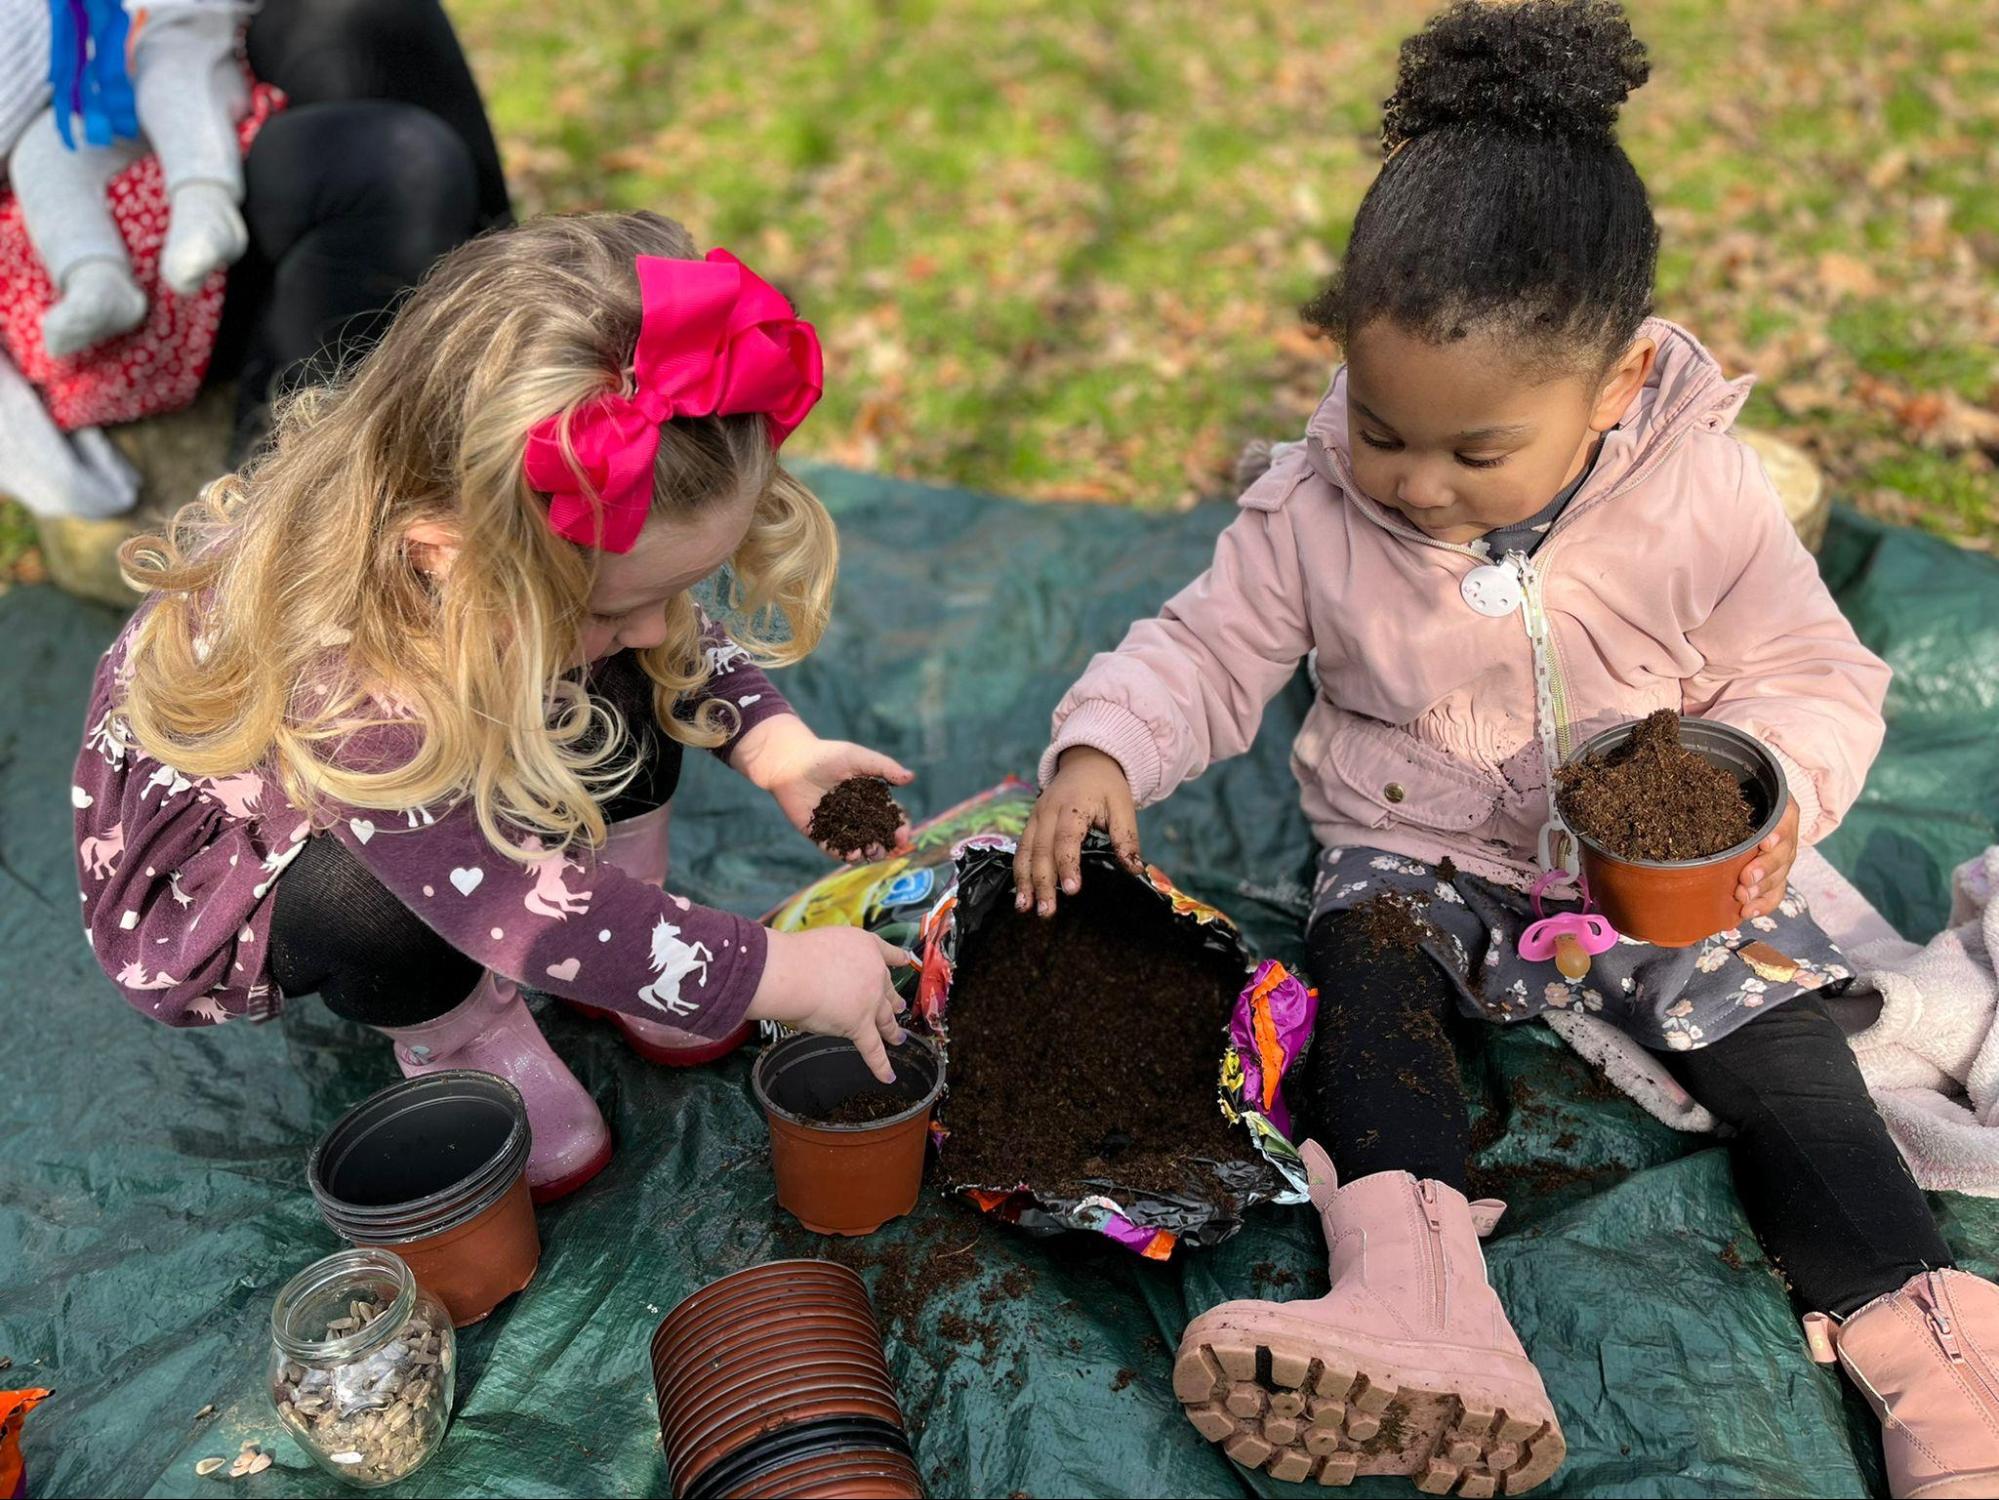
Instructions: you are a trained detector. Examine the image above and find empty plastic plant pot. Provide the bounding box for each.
[752,1033,944,1236]
[308,1071,540,1326]
[1563,718,1790,948]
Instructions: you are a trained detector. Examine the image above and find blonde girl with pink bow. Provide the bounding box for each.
[72,211,916,1201]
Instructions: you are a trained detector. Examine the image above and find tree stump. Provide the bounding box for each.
[26,385,234,609]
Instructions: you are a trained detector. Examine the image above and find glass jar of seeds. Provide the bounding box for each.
[267,1248,456,1488]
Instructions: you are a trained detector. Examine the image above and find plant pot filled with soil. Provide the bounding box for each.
[650,1261,913,1500]
[1555,710,1789,947]
[306,1071,540,1327]
[808,776,906,857]
[752,1032,944,1236]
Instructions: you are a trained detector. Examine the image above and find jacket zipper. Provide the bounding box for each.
[1306,437,1581,875]
[1417,1180,1447,1328]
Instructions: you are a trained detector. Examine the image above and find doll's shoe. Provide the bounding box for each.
[377,970,612,1203]
[1174,1141,1564,1494]
[1807,1269,1999,1499]
[558,802,754,1066]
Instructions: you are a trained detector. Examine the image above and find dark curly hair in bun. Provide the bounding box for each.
[1304,0,1659,371]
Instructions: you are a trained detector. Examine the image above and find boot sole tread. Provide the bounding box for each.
[1175,1330,1564,1495]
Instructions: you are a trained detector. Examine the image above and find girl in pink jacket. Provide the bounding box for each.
[1018,3,1997,1495]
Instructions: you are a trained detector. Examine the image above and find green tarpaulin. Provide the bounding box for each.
[4,467,1998,1499]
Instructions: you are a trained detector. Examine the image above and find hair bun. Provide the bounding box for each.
[1383,0,1649,150]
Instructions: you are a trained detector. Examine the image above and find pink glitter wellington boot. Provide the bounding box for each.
[559,802,755,1065]
[1173,1141,1565,1495]
[378,970,613,1203]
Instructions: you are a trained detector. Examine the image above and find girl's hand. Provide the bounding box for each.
[1014,746,1142,917]
[731,714,915,860]
[1737,801,1800,921]
[748,927,915,1084]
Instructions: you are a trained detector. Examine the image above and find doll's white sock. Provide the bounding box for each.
[160,180,248,295]
[42,259,148,358]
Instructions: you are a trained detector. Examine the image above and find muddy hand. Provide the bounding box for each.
[1736,800,1800,921]
[1014,746,1142,917]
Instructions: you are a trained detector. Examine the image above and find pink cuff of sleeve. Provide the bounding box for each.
[1038,700,1163,805]
[1767,743,1827,844]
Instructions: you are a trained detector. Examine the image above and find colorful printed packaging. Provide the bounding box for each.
[766,780,1317,1255]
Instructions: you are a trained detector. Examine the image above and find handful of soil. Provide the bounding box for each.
[941,873,1250,1205]
[1556,710,1756,862]
[808,775,906,856]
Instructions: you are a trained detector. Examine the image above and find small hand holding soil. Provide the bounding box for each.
[1556,709,1757,862]
[808,775,908,858]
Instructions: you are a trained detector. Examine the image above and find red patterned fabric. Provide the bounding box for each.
[0,80,283,432]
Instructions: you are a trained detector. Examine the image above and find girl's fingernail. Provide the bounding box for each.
[1039,899,1054,917]
[1063,878,1079,894]
[1015,892,1030,911]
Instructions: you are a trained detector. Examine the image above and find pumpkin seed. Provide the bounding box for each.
[194,1458,226,1476]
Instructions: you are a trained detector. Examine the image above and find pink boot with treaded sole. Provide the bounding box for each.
[1174,1141,1564,1495]
[378,970,613,1203]
[1806,1269,1999,1499]
[560,803,753,1065]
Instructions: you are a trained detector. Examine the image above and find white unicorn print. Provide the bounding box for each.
[140,763,194,803]
[84,710,131,767]
[400,804,437,828]
[169,872,194,908]
[702,640,749,676]
[637,919,712,1017]
[187,996,233,1024]
[523,853,593,919]
[251,829,310,898]
[80,822,126,879]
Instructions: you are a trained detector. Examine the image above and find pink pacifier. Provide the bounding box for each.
[1518,869,1620,979]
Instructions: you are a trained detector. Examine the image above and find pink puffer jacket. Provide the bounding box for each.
[1040,319,1890,886]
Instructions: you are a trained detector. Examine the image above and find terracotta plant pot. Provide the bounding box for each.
[652,1262,911,1500]
[307,1071,540,1326]
[1563,718,1791,948]
[751,1033,945,1236]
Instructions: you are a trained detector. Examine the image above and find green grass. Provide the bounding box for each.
[4,0,1993,585]
[441,0,1996,539]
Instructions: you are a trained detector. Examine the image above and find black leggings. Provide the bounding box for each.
[1297,907,1953,1317]
[269,657,682,1029]
[210,0,509,457]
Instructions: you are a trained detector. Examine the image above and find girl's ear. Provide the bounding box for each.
[1590,337,1657,432]
[405,520,462,580]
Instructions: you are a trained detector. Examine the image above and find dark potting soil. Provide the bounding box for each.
[1555,709,1756,862]
[1349,890,1437,959]
[942,874,1249,1204]
[808,775,906,856]
[813,1088,914,1125]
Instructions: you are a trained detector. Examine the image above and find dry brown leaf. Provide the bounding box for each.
[1815,252,1882,299]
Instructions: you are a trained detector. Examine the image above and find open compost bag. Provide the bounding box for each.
[767,779,1318,1255]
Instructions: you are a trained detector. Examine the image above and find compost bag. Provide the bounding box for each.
[768,780,1317,1255]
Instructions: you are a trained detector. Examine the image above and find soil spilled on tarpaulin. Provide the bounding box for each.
[808,775,906,856]
[940,873,1251,1206]
[1556,709,1756,862]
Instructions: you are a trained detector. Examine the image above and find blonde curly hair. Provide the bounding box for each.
[115,211,836,856]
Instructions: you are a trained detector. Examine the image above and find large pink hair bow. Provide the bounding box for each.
[522,249,823,553]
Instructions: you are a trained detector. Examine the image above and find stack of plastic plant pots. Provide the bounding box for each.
[651,1261,924,1498]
